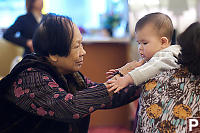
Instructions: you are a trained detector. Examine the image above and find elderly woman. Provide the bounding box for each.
[3,0,44,56]
[0,13,139,133]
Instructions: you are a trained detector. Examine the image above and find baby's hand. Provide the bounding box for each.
[106,69,119,79]
[119,60,145,75]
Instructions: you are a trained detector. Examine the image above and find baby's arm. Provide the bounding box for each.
[129,53,179,86]
[107,60,144,93]
[106,60,144,80]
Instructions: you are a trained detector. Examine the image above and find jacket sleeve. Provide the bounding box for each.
[11,69,111,123]
[84,77,98,87]
[3,16,27,48]
[128,52,179,86]
[102,85,141,109]
[84,76,141,109]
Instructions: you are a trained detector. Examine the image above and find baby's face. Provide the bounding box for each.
[135,23,163,61]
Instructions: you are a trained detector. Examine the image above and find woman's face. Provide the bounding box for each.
[50,24,86,74]
[33,0,43,11]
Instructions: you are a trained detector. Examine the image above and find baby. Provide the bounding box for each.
[107,12,181,93]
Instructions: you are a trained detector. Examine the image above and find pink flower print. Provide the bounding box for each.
[27,68,32,71]
[43,76,49,80]
[37,107,47,116]
[48,111,55,116]
[82,114,88,117]
[48,82,59,88]
[86,78,92,85]
[58,88,64,92]
[89,107,94,113]
[18,79,22,84]
[53,94,59,98]
[90,85,97,88]
[24,89,30,94]
[14,87,24,98]
[101,104,106,108]
[52,79,56,82]
[31,103,37,110]
[73,114,80,119]
[30,93,35,98]
[64,93,73,101]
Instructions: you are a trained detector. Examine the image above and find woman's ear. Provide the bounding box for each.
[160,37,170,48]
[49,55,58,62]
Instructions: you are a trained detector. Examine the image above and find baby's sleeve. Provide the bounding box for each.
[128,52,179,86]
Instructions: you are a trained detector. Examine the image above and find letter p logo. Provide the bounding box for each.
[189,119,198,131]
[187,117,200,132]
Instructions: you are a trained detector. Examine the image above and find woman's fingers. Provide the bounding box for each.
[106,71,114,75]
[106,79,115,84]
[108,85,118,92]
[114,87,123,93]
[106,69,118,74]
[107,79,121,92]
[106,75,114,79]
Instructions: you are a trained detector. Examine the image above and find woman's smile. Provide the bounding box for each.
[76,60,84,65]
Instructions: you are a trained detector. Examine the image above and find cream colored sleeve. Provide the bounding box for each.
[128,52,180,86]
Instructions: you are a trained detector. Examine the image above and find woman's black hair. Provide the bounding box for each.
[33,13,74,57]
[177,22,200,75]
[26,0,36,13]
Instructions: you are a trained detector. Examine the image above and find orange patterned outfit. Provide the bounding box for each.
[136,67,200,133]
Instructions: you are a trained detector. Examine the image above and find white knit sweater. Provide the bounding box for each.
[128,45,181,86]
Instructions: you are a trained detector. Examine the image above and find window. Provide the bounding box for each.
[128,0,197,34]
[0,0,25,29]
[0,0,129,38]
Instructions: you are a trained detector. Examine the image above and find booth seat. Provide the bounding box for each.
[0,38,23,77]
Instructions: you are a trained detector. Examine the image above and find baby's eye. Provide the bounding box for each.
[143,42,148,45]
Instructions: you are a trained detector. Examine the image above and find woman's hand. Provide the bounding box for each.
[106,74,134,93]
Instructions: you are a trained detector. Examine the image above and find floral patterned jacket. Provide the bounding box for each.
[136,67,200,133]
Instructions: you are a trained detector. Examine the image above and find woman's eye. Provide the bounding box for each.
[74,45,79,48]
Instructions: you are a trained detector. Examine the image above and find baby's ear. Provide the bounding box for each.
[160,37,170,48]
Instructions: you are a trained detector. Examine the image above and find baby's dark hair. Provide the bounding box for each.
[135,12,174,43]
[177,22,200,75]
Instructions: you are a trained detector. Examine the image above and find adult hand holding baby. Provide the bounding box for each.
[106,59,144,93]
